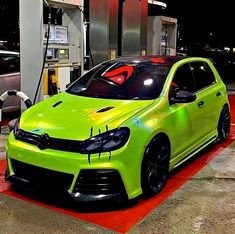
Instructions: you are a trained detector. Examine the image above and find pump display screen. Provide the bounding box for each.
[46,48,59,61]
[59,49,69,60]
[47,48,54,57]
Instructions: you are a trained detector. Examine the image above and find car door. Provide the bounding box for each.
[168,62,204,161]
[190,61,219,139]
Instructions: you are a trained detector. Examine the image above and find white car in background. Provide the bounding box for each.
[0,50,20,113]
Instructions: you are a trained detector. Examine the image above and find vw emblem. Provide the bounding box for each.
[37,133,49,150]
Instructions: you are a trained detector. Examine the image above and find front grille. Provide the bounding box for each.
[11,159,74,193]
[14,129,84,153]
[73,169,126,195]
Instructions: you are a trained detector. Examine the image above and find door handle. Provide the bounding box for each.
[198,101,204,108]
[216,91,222,97]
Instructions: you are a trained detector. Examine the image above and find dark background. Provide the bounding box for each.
[1,0,234,49]
[0,0,19,51]
[0,0,234,80]
[162,0,234,47]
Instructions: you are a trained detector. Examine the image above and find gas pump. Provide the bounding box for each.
[147,16,177,56]
[43,0,84,99]
[19,0,84,104]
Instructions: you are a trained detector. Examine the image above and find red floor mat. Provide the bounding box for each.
[0,97,235,233]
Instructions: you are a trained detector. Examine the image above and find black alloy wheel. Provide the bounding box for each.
[218,105,231,142]
[141,135,170,197]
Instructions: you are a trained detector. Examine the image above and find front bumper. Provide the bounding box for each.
[5,164,127,202]
[6,132,144,201]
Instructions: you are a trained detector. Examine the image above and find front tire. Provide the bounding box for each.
[217,105,231,142]
[141,135,170,197]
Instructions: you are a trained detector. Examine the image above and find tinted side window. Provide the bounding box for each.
[171,63,196,93]
[0,55,20,75]
[0,57,7,74]
[204,62,216,84]
[190,62,214,91]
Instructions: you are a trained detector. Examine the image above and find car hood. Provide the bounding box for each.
[20,92,154,140]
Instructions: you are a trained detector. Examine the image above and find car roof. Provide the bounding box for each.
[110,55,186,66]
[0,50,19,55]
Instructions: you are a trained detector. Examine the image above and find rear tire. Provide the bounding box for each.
[141,135,170,197]
[217,105,231,142]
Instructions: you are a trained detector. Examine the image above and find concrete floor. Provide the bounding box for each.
[130,141,235,234]
[0,127,235,233]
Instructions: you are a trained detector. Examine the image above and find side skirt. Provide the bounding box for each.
[172,135,217,169]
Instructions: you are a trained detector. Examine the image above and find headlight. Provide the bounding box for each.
[82,127,130,153]
[13,121,130,154]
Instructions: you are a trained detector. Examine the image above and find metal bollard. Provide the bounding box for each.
[0,90,32,133]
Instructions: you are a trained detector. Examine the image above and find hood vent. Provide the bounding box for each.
[96,106,114,113]
[52,100,63,108]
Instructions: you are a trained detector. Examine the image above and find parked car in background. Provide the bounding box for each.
[0,50,20,112]
[5,56,230,202]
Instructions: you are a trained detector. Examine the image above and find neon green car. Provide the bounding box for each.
[5,56,230,201]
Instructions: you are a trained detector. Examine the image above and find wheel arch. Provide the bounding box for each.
[222,102,230,110]
[140,132,171,197]
[144,132,171,156]
[217,102,231,142]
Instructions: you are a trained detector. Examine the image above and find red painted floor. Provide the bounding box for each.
[0,96,235,233]
[229,96,235,123]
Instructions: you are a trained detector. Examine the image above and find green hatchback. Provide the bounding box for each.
[5,56,231,201]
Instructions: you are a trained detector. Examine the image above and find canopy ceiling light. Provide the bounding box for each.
[148,0,167,9]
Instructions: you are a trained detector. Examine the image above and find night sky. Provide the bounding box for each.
[163,0,235,46]
[0,0,19,50]
[0,0,234,50]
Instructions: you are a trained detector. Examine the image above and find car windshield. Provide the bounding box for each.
[67,60,171,100]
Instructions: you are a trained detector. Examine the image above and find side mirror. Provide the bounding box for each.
[170,90,196,104]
